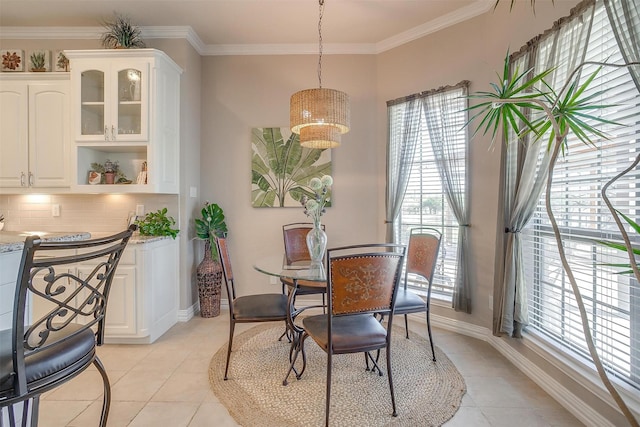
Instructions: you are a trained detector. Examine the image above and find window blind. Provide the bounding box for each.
[522,2,640,389]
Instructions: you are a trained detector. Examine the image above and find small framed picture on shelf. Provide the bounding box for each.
[1,50,24,72]
[27,50,51,72]
[54,50,70,72]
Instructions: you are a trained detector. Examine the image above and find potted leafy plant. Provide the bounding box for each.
[135,208,179,239]
[195,202,228,258]
[101,13,146,49]
[194,202,227,317]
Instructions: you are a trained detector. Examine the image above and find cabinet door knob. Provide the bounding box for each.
[112,125,116,141]
[28,172,34,186]
[104,126,109,141]
[20,172,26,187]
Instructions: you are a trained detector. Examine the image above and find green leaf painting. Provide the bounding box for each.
[251,127,332,207]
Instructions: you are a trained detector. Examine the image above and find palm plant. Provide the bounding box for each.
[466,51,640,426]
[101,13,145,49]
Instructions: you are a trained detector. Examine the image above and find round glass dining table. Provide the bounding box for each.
[253,255,326,385]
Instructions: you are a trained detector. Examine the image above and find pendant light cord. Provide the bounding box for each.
[318,0,324,88]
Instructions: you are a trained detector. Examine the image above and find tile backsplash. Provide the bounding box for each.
[0,194,179,233]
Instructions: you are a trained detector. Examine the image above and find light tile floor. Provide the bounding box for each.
[38,312,584,426]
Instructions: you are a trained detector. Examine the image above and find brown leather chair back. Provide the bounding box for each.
[282,222,325,264]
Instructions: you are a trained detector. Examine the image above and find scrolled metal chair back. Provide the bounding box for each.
[14,226,136,357]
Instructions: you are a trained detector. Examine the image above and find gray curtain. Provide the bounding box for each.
[604,0,640,91]
[422,82,471,313]
[494,0,596,337]
[385,97,422,242]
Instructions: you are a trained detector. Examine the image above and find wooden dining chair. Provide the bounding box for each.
[282,222,327,306]
[286,243,406,427]
[0,225,136,427]
[215,236,289,380]
[393,227,442,361]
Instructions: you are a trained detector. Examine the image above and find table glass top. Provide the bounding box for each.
[253,255,326,282]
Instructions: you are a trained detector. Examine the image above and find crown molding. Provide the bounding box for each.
[0,1,494,56]
[375,0,494,53]
[201,42,377,56]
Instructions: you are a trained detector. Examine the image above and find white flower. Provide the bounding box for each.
[301,174,333,222]
[320,175,333,187]
[309,177,323,191]
[305,199,319,212]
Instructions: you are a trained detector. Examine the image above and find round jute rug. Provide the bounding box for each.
[209,323,466,427]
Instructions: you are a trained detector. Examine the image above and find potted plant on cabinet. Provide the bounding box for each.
[466,50,640,426]
[135,208,179,239]
[100,13,146,49]
[194,202,228,318]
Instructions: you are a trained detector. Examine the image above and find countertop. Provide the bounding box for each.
[0,231,171,254]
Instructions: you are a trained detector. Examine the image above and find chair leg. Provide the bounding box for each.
[93,356,111,427]
[426,311,436,362]
[386,344,398,417]
[404,314,410,339]
[29,396,39,427]
[325,352,332,427]
[224,320,236,380]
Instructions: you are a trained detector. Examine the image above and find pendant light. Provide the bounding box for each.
[290,0,350,148]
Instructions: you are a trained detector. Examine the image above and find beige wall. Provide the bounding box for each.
[200,54,380,298]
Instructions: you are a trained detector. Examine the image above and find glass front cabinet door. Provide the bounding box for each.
[75,61,149,142]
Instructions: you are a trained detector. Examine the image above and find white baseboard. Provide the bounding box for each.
[177,303,197,322]
[178,299,230,322]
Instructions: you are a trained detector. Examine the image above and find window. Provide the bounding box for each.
[388,87,468,299]
[521,3,640,390]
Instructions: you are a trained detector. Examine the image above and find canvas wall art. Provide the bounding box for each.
[251,127,331,208]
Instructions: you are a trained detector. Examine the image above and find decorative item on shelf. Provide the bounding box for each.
[1,50,24,72]
[88,171,101,185]
[29,50,49,72]
[194,202,228,318]
[54,50,69,72]
[100,12,146,49]
[135,208,179,239]
[136,161,148,185]
[290,0,350,149]
[90,159,130,184]
[300,175,332,265]
[103,159,117,184]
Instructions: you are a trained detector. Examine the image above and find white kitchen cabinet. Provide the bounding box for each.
[66,49,182,194]
[77,247,137,336]
[132,237,180,344]
[77,238,178,344]
[0,75,70,190]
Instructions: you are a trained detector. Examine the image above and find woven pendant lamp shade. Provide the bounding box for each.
[290,88,350,148]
